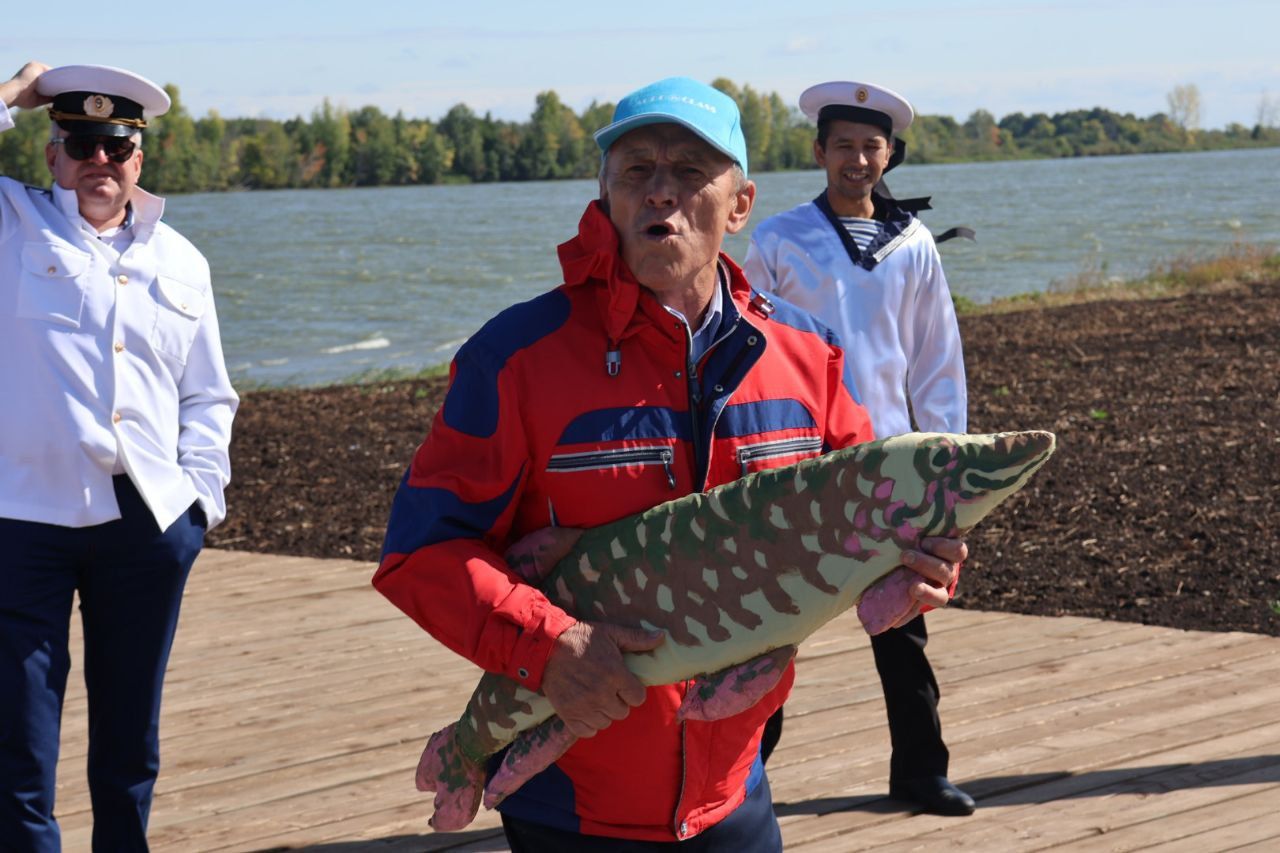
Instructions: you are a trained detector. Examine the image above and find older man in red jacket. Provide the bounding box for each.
[374,77,963,851]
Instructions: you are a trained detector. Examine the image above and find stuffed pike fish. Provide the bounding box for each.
[417,430,1056,830]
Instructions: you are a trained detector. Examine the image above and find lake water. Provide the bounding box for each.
[161,147,1280,387]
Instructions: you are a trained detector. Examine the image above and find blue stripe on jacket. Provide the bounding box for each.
[443,290,572,438]
[381,466,524,559]
[558,406,693,445]
[715,399,818,438]
[755,289,864,406]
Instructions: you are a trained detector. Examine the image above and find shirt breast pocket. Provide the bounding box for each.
[17,241,91,328]
[152,275,207,364]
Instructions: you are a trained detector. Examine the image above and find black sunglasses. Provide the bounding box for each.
[52,136,138,163]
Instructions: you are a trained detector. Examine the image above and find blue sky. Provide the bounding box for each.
[4,0,1277,128]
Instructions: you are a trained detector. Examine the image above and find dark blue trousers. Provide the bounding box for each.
[500,769,782,852]
[0,476,205,852]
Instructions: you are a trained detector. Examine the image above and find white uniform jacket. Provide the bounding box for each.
[744,198,966,438]
[0,104,237,531]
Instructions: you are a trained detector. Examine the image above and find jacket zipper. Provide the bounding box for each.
[736,435,824,477]
[546,446,676,490]
[673,719,689,838]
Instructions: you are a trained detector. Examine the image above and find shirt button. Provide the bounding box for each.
[117,274,129,285]
[47,265,57,274]
[674,370,682,378]
[517,667,529,680]
[112,412,122,424]
[113,341,125,353]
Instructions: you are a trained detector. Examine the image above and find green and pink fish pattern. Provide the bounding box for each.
[415,430,1056,830]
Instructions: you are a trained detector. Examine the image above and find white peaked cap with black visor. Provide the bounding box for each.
[799,80,914,137]
[36,64,170,137]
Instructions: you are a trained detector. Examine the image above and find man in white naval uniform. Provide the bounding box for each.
[743,80,972,816]
[0,61,237,850]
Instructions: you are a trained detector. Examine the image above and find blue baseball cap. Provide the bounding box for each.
[594,77,749,177]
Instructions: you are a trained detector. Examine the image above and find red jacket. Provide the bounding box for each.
[374,201,874,841]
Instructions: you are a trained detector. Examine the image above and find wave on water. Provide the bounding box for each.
[323,337,392,355]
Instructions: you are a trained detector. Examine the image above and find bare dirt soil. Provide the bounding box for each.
[209,281,1280,636]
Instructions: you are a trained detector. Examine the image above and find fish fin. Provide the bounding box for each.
[856,567,921,635]
[504,526,585,583]
[678,645,798,721]
[484,716,577,809]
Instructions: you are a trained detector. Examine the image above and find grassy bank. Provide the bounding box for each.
[954,242,1280,315]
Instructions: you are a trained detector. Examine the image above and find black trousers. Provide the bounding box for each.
[870,613,947,781]
[761,614,946,781]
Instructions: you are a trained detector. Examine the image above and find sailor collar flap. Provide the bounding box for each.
[812,190,922,271]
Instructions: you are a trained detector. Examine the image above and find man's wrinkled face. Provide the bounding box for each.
[815,120,891,209]
[600,124,754,295]
[45,129,143,220]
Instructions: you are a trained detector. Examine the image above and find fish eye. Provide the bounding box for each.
[931,447,953,468]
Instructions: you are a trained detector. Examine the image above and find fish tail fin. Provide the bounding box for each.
[417,723,484,831]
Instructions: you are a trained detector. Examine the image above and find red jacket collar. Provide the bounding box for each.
[557,200,641,344]
[557,201,761,343]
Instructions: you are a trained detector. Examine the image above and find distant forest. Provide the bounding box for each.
[3,77,1277,195]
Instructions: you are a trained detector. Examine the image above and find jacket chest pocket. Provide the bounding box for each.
[735,435,824,477]
[17,241,91,328]
[151,275,207,364]
[547,445,678,491]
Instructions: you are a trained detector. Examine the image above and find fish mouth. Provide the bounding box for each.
[964,430,1057,492]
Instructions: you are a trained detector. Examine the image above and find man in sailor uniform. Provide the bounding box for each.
[744,80,973,817]
[0,62,238,850]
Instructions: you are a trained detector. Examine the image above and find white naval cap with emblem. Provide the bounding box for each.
[799,80,914,135]
[36,64,170,136]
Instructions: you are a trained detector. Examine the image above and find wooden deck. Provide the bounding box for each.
[53,549,1280,852]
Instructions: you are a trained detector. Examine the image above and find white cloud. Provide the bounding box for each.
[782,36,822,55]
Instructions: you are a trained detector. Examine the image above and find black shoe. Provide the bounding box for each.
[889,775,976,816]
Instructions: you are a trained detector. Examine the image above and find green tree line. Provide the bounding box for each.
[2,78,1277,195]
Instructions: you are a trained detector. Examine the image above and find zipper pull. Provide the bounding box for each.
[605,346,621,377]
[661,449,676,490]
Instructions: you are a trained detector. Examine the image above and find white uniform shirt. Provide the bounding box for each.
[744,199,966,438]
[0,102,238,530]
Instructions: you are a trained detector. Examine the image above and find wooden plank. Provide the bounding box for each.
[779,714,1280,849]
[1062,784,1280,851]
[46,550,1280,850]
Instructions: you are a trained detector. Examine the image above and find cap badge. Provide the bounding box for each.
[855,87,869,104]
[83,94,115,118]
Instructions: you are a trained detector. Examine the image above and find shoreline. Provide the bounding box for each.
[208,277,1280,637]
[231,246,1280,392]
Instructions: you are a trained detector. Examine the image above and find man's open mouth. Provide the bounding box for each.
[646,223,674,237]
